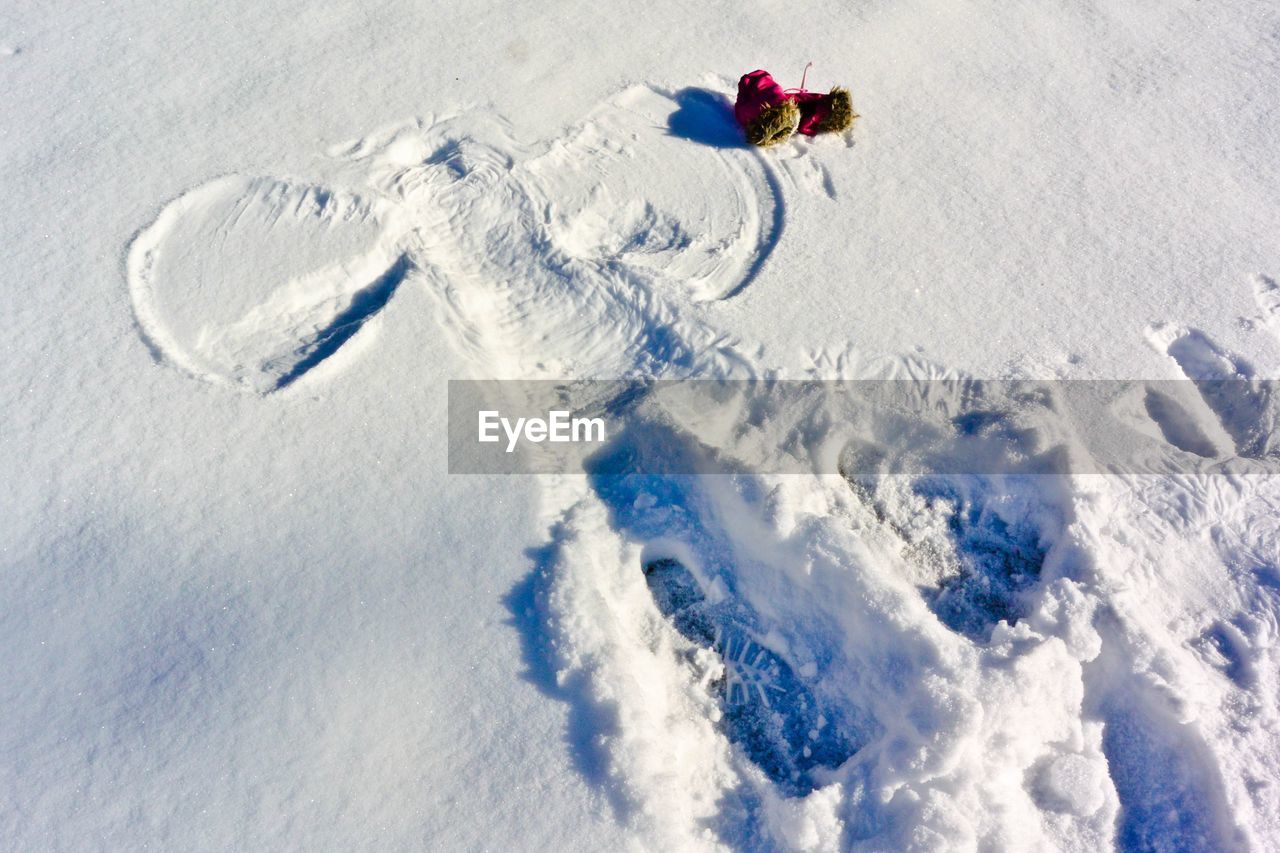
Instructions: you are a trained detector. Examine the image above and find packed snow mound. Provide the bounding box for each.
[533,415,1280,849]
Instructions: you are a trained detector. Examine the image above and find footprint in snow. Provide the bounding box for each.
[584,424,865,798]
[642,556,858,796]
[1252,273,1280,341]
[834,386,1070,643]
[1146,322,1278,460]
[843,463,1063,643]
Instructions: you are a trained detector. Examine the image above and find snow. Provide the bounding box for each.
[4,0,1280,849]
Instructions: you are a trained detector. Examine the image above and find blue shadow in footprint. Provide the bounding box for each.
[586,420,861,796]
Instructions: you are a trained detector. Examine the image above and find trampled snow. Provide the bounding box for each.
[4,0,1280,849]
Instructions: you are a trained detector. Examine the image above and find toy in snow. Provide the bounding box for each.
[734,65,857,147]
